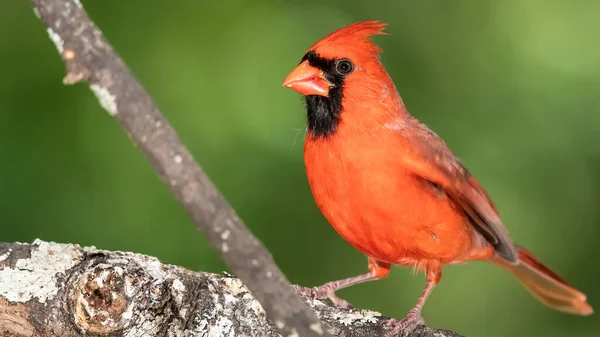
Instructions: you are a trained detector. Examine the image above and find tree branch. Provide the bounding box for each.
[27,0,327,336]
[0,241,463,337]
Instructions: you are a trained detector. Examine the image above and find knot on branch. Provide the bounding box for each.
[71,263,128,333]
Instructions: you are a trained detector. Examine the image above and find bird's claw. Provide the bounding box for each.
[382,312,425,337]
[292,283,353,309]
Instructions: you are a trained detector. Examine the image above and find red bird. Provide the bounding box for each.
[282,21,593,336]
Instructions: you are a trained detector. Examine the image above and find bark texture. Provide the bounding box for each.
[0,241,464,337]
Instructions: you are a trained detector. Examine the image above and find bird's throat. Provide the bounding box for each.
[306,88,343,139]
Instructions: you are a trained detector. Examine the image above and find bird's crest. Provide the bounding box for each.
[309,21,388,60]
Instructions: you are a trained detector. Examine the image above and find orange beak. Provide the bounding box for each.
[282,60,331,97]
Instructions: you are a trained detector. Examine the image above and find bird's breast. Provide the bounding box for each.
[304,136,477,266]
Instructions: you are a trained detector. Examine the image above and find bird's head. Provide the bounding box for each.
[283,21,387,97]
[283,21,403,139]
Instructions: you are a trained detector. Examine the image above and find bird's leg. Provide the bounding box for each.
[294,257,390,308]
[383,266,441,337]
[293,273,375,308]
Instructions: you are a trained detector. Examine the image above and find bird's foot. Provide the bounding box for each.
[292,283,353,309]
[382,311,425,337]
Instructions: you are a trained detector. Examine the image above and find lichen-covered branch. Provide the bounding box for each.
[0,241,463,337]
[27,0,327,336]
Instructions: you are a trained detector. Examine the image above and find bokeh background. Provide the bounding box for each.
[2,0,599,336]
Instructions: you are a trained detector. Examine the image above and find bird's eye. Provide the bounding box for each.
[335,59,354,75]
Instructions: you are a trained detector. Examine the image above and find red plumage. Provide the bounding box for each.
[283,21,592,336]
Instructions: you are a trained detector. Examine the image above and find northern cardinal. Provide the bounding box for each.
[282,21,593,336]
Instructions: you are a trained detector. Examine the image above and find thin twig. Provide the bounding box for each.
[27,0,329,336]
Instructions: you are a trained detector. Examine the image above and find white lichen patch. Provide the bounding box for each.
[171,279,186,306]
[190,276,256,336]
[134,255,164,280]
[125,314,162,336]
[0,240,83,303]
[331,309,381,326]
[95,265,122,288]
[124,275,137,297]
[73,0,83,9]
[33,7,41,19]
[174,155,182,164]
[90,84,117,116]
[222,293,238,307]
[0,249,11,262]
[310,299,326,307]
[209,316,234,337]
[223,277,246,296]
[288,328,299,337]
[47,27,64,53]
[82,244,98,252]
[172,279,185,292]
[220,230,230,240]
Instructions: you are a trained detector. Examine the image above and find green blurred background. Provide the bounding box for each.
[2,0,599,336]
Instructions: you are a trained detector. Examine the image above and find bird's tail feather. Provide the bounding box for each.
[492,245,593,316]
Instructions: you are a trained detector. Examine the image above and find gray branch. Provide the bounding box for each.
[0,241,463,337]
[27,0,327,336]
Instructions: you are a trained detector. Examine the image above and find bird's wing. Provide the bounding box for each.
[399,120,517,263]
